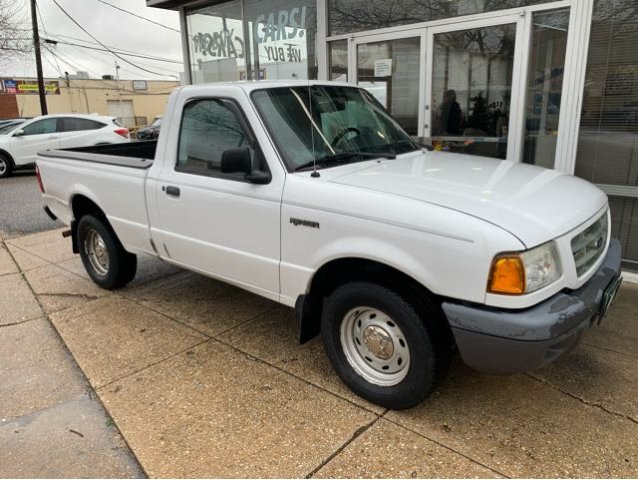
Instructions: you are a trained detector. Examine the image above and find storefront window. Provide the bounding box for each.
[186,2,246,83]
[329,40,348,81]
[328,0,555,36]
[430,24,516,159]
[186,0,317,83]
[575,0,638,267]
[522,8,570,168]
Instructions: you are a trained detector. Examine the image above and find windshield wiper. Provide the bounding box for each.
[294,151,396,172]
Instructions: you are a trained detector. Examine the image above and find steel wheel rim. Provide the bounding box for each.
[84,229,109,276]
[340,307,410,386]
[0,158,6,176]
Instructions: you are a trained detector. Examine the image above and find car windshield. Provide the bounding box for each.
[151,118,162,127]
[0,121,24,135]
[251,85,419,171]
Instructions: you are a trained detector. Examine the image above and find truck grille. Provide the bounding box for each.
[571,212,608,277]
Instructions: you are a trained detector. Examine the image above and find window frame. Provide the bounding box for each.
[175,96,269,183]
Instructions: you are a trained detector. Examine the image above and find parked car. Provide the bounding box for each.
[136,117,162,140]
[36,81,622,409]
[0,114,129,178]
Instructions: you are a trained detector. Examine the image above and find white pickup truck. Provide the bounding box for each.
[37,81,622,409]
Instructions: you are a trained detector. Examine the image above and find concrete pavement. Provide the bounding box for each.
[0,241,143,478]
[2,228,638,478]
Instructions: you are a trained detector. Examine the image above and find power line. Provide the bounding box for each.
[95,0,180,33]
[44,38,183,65]
[50,0,175,77]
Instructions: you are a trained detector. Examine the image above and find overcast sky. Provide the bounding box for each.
[2,0,183,81]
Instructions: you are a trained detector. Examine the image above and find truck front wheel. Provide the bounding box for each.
[77,214,137,289]
[321,281,447,410]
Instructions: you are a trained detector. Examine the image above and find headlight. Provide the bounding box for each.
[488,241,562,295]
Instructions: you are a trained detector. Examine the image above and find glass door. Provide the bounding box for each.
[424,16,526,161]
[352,31,425,136]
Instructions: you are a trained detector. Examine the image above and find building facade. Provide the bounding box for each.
[149,0,638,269]
[0,77,180,128]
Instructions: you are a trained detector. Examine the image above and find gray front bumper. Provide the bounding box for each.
[442,239,622,373]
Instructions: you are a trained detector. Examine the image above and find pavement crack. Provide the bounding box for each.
[0,316,41,328]
[96,338,212,391]
[582,341,638,360]
[38,292,101,301]
[304,415,382,478]
[526,373,638,425]
[381,416,510,478]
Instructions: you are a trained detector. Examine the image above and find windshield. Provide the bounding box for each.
[151,118,162,127]
[251,85,419,171]
[0,121,24,135]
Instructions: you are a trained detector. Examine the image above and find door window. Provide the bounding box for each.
[357,37,421,135]
[61,118,105,132]
[20,118,57,136]
[177,98,251,178]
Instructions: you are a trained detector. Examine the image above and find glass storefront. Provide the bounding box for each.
[328,0,556,35]
[186,0,317,83]
[576,0,638,267]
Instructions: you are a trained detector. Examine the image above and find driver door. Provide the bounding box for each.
[151,92,284,300]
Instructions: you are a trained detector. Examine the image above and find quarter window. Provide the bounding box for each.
[62,118,105,132]
[177,99,250,177]
[20,118,57,136]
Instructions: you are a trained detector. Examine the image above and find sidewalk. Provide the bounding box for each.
[2,228,638,478]
[0,238,144,478]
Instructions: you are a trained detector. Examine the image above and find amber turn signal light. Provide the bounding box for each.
[488,256,525,295]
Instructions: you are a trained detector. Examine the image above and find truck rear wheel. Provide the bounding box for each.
[321,281,447,410]
[77,214,137,289]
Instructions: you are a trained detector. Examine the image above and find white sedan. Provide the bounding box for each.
[0,114,130,178]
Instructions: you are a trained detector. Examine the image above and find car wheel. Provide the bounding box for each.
[0,154,13,178]
[77,214,137,289]
[321,281,449,410]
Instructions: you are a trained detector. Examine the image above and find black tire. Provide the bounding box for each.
[0,153,13,178]
[77,214,137,289]
[321,281,450,410]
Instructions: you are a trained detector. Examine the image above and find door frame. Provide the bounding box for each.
[323,0,594,171]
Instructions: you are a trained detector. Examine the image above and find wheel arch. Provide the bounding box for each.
[70,193,111,253]
[296,256,452,345]
[0,148,15,167]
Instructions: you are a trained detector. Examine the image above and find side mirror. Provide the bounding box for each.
[221,147,271,184]
[13,129,25,137]
[221,147,251,175]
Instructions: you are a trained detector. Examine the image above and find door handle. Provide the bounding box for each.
[164,185,180,197]
[47,136,58,139]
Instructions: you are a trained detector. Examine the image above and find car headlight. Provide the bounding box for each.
[488,241,562,295]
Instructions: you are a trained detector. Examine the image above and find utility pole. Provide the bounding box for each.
[30,0,48,115]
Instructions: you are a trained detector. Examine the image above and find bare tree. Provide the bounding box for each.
[0,1,30,68]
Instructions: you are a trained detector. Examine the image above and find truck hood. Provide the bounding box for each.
[327,151,607,247]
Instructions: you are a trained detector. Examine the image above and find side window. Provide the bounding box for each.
[20,118,57,136]
[177,99,250,177]
[62,118,105,132]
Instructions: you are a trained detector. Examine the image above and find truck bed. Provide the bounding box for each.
[38,141,156,169]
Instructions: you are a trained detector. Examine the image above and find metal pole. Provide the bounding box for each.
[30,0,48,115]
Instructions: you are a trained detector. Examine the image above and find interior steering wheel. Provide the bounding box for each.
[331,127,361,148]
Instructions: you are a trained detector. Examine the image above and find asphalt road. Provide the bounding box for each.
[0,171,63,238]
